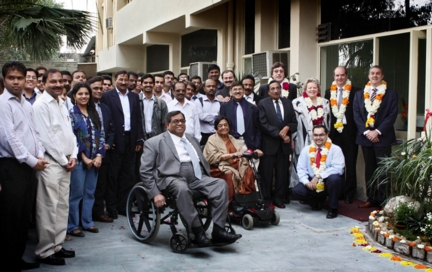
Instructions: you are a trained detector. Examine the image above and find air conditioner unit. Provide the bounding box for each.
[252,51,289,79]
[106,17,113,29]
[189,62,213,81]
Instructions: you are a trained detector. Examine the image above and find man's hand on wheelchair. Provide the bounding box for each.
[154,194,166,208]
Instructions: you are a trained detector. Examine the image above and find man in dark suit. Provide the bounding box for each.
[242,74,262,105]
[219,81,261,151]
[140,111,242,246]
[258,80,298,208]
[101,70,144,218]
[257,62,297,101]
[324,66,361,204]
[216,70,235,102]
[88,76,115,223]
[353,65,398,208]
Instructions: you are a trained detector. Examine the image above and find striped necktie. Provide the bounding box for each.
[370,88,377,103]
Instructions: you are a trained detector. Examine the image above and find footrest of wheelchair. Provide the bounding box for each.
[210,239,236,246]
[189,240,235,248]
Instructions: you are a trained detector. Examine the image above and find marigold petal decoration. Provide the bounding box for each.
[330,99,337,106]
[372,249,382,253]
[425,246,431,251]
[400,261,414,266]
[425,269,432,272]
[390,256,402,262]
[410,242,416,247]
[384,233,390,237]
[414,264,428,269]
[352,233,364,237]
[352,243,356,247]
[379,253,393,258]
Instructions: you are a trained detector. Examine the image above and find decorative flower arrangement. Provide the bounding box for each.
[303,91,325,126]
[281,81,290,99]
[363,80,387,128]
[329,79,352,132]
[308,138,332,192]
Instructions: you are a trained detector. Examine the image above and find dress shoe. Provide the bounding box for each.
[94,215,113,223]
[38,255,65,266]
[108,211,118,219]
[194,231,212,247]
[55,248,75,258]
[345,197,353,204]
[20,259,40,270]
[84,226,99,233]
[326,208,338,219]
[273,201,286,209]
[211,229,242,244]
[68,229,85,237]
[358,201,374,208]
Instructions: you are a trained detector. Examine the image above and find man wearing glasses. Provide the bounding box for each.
[140,110,242,246]
[292,125,345,219]
[167,81,201,142]
[23,68,39,105]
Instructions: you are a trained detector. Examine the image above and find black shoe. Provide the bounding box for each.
[273,200,286,209]
[55,248,75,258]
[344,197,353,204]
[194,231,212,247]
[311,201,323,211]
[20,259,40,270]
[326,208,338,219]
[38,255,66,266]
[211,229,242,244]
[108,211,118,219]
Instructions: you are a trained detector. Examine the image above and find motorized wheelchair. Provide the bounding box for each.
[126,182,237,253]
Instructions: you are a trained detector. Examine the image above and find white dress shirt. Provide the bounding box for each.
[116,88,131,131]
[0,89,45,167]
[272,99,284,120]
[33,91,78,166]
[336,86,347,124]
[168,132,200,162]
[156,92,172,103]
[167,99,201,141]
[194,96,220,134]
[244,93,255,104]
[143,95,155,134]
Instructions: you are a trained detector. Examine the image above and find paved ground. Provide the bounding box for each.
[24,201,421,272]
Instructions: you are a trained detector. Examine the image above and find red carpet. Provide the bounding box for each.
[324,198,379,222]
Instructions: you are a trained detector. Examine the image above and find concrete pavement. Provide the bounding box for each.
[24,201,419,271]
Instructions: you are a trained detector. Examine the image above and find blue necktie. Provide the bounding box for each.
[192,95,197,100]
[180,138,202,180]
[275,100,283,126]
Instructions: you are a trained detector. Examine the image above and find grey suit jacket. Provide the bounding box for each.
[140,131,211,199]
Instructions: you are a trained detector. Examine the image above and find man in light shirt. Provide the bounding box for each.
[33,69,78,266]
[153,74,172,103]
[0,61,48,271]
[292,125,345,219]
[194,79,220,145]
[167,81,201,142]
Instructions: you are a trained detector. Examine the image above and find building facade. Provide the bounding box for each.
[96,0,432,166]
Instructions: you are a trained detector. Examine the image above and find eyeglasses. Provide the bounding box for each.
[217,123,229,128]
[313,133,326,137]
[171,119,186,124]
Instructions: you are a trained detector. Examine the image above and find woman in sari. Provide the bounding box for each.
[203,116,263,203]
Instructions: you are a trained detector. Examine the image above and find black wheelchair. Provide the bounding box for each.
[126,182,237,253]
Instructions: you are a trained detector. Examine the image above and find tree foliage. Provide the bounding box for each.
[0,0,94,61]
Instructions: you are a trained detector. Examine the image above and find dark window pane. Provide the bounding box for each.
[146,45,169,72]
[181,29,217,67]
[278,0,290,48]
[244,0,255,54]
[321,0,432,40]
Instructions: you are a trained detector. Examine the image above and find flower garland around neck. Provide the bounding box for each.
[329,79,352,133]
[309,138,332,192]
[363,81,387,128]
[303,91,324,126]
[268,77,290,98]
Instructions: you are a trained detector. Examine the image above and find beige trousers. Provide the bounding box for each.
[35,153,71,258]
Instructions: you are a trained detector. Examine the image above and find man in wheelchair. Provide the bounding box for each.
[140,110,242,247]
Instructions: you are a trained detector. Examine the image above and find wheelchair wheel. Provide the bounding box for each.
[195,200,212,231]
[169,233,189,253]
[241,214,254,230]
[271,210,280,225]
[126,184,160,243]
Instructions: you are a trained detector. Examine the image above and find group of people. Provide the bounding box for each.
[0,59,397,270]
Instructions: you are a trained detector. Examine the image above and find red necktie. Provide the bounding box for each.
[316,148,321,168]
